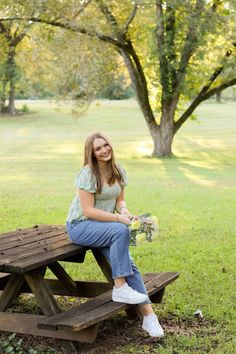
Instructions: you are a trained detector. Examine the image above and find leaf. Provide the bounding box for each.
[5,346,14,353]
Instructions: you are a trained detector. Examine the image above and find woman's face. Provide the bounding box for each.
[93,138,112,163]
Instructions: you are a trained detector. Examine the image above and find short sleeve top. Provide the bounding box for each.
[66,165,128,223]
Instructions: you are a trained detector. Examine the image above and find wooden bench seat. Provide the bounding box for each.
[38,272,179,333]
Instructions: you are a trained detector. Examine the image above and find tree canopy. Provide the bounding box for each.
[0,0,236,156]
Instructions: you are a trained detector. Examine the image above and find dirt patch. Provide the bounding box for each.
[0,295,217,353]
[0,313,215,353]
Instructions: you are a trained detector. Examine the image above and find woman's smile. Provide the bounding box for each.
[93,138,112,162]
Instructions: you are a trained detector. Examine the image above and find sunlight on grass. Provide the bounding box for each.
[0,174,30,182]
[178,166,217,187]
[16,128,31,137]
[51,143,80,155]
[136,141,153,155]
[0,100,235,353]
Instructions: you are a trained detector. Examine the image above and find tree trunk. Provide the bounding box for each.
[0,94,6,113]
[149,117,174,157]
[119,43,176,158]
[7,80,16,114]
[6,47,16,114]
[0,79,8,113]
[216,91,221,103]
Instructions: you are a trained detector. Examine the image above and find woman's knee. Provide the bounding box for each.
[109,223,130,245]
[116,223,130,240]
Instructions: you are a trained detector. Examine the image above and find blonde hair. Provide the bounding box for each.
[84,132,123,193]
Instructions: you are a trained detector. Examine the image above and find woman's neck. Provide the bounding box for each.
[98,161,109,171]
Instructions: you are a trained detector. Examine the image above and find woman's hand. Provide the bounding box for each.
[120,208,139,222]
[120,207,132,217]
[116,214,131,225]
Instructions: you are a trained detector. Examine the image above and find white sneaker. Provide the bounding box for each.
[112,283,148,304]
[142,313,164,338]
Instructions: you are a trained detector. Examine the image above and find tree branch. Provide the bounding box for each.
[120,45,158,130]
[174,78,236,133]
[201,78,236,101]
[212,0,222,12]
[198,43,236,97]
[173,0,205,95]
[95,0,121,37]
[123,0,140,34]
[165,3,177,93]
[73,0,93,18]
[11,31,26,47]
[0,21,7,34]
[0,17,126,48]
[156,0,170,107]
[0,20,11,41]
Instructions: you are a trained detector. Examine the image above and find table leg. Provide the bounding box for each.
[0,274,24,311]
[91,249,113,286]
[48,262,77,294]
[24,268,81,352]
[24,269,60,316]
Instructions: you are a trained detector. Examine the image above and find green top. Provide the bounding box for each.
[66,165,128,223]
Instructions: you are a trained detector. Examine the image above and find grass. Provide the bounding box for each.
[0,99,235,353]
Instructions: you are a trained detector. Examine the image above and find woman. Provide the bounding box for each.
[66,132,164,338]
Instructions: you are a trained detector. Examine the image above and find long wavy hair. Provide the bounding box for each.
[84,132,123,193]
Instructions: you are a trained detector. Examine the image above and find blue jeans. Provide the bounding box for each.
[66,220,151,304]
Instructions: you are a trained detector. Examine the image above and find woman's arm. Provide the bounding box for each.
[116,188,132,216]
[78,189,130,224]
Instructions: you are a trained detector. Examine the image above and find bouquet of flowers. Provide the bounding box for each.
[129,213,159,246]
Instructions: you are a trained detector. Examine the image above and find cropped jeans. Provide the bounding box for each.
[66,220,151,304]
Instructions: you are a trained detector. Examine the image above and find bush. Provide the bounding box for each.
[20,104,30,113]
[98,76,134,100]
[0,333,23,354]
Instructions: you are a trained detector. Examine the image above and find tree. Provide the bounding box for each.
[1,0,236,156]
[0,19,33,113]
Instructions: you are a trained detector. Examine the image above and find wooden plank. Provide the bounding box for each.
[0,312,98,343]
[62,250,87,263]
[0,229,66,252]
[0,274,24,311]
[0,233,68,256]
[0,239,73,267]
[0,279,111,297]
[3,244,83,273]
[61,300,127,331]
[144,272,180,295]
[45,279,111,297]
[0,225,61,244]
[38,291,112,330]
[38,272,179,331]
[0,225,50,239]
[24,270,60,316]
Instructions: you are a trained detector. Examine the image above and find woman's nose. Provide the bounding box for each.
[102,146,108,152]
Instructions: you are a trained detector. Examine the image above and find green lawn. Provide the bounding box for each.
[0,100,235,353]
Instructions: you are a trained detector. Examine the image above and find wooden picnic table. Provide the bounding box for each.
[0,225,179,347]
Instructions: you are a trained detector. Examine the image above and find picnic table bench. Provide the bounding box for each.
[0,225,179,346]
